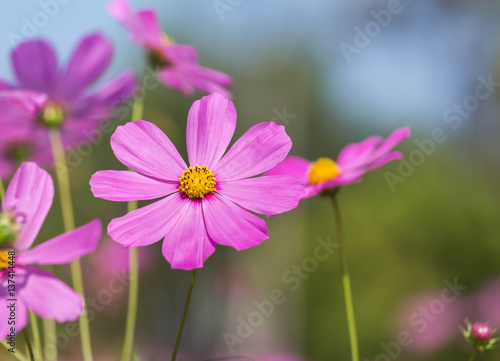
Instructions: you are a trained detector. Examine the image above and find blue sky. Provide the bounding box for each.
[0,0,499,130]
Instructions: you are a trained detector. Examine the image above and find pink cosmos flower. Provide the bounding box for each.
[90,93,303,270]
[0,162,101,339]
[108,0,233,98]
[266,127,411,198]
[0,33,136,177]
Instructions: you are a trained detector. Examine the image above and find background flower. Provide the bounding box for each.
[108,0,233,98]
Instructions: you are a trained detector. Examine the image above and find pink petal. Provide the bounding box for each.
[188,66,233,99]
[72,70,137,115]
[17,220,101,266]
[265,155,311,184]
[59,33,113,100]
[90,170,177,201]
[108,0,163,49]
[214,122,292,181]
[108,193,186,248]
[367,126,411,163]
[186,93,236,168]
[2,162,54,250]
[336,136,384,171]
[110,120,187,181]
[0,292,28,341]
[167,44,199,64]
[364,151,403,172]
[11,40,58,93]
[157,66,195,95]
[0,91,46,140]
[20,267,83,323]
[203,194,269,251]
[218,175,303,215]
[162,199,216,270]
[0,78,12,90]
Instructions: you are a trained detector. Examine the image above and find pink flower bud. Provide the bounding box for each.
[471,322,493,344]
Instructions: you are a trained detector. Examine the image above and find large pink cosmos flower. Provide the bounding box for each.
[267,127,411,199]
[0,162,101,339]
[0,33,136,177]
[108,0,233,98]
[90,93,303,270]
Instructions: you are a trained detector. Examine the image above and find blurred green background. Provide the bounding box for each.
[1,0,500,360]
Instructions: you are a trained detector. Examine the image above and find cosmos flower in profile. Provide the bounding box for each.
[266,127,411,199]
[90,93,303,270]
[0,162,101,339]
[108,0,233,98]
[0,33,136,177]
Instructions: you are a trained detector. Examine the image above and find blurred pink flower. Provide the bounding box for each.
[397,291,464,353]
[258,353,306,361]
[90,93,303,270]
[266,127,411,199]
[0,33,136,177]
[108,0,233,98]
[0,162,101,339]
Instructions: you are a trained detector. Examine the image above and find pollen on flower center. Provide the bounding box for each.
[178,165,217,199]
[0,210,20,247]
[38,102,65,127]
[0,249,13,271]
[309,157,341,185]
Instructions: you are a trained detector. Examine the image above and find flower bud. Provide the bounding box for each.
[471,322,493,345]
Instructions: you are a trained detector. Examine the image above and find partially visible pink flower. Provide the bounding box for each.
[90,93,303,270]
[267,127,411,199]
[0,162,102,340]
[258,353,306,361]
[0,33,137,177]
[108,0,233,98]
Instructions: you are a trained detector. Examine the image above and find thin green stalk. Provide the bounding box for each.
[28,312,42,360]
[49,128,93,361]
[22,329,35,361]
[0,175,5,200]
[330,196,359,361]
[120,93,145,361]
[171,270,198,361]
[468,348,478,361]
[2,341,29,361]
[42,318,57,361]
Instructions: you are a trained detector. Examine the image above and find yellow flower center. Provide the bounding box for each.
[162,33,174,45]
[0,211,20,247]
[38,102,65,127]
[0,249,13,271]
[308,157,341,185]
[178,165,217,199]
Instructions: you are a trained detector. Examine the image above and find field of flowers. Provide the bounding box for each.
[0,1,499,361]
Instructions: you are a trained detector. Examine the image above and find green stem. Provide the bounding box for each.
[330,196,359,361]
[22,329,35,361]
[28,312,42,360]
[0,175,5,200]
[49,129,93,361]
[2,341,29,361]
[468,348,478,361]
[42,318,57,361]
[120,91,145,361]
[171,270,198,361]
